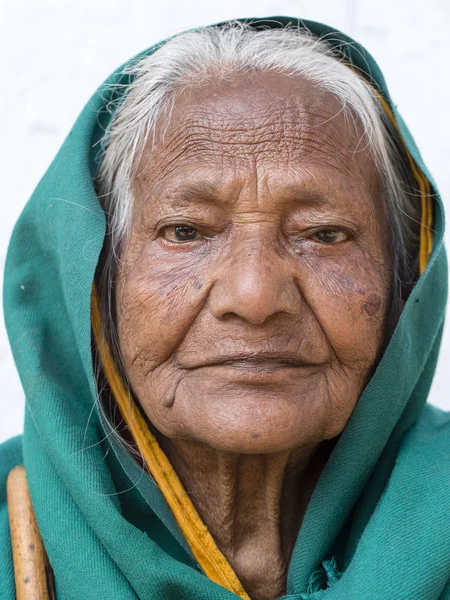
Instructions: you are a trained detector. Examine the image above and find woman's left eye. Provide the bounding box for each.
[163,225,199,242]
[312,229,348,244]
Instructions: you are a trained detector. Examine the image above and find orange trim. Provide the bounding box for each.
[346,62,433,274]
[91,288,250,600]
[375,94,433,274]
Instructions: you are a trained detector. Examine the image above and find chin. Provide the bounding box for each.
[145,371,351,454]
[176,394,329,454]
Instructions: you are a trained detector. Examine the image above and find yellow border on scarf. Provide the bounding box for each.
[346,59,433,274]
[91,288,251,600]
[375,94,433,274]
[90,86,433,600]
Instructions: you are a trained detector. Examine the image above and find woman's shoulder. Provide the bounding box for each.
[338,406,450,599]
[394,403,450,487]
[0,435,23,597]
[403,403,450,455]
[381,404,450,524]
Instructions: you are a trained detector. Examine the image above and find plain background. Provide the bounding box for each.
[1,0,449,443]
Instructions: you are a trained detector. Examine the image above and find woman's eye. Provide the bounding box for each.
[312,229,348,244]
[163,225,199,242]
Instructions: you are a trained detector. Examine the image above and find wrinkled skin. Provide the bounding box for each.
[115,72,391,600]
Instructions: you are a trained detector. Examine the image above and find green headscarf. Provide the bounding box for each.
[1,17,449,600]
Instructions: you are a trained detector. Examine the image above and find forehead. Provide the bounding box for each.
[136,71,379,198]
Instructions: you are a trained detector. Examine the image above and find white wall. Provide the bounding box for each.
[1,0,449,443]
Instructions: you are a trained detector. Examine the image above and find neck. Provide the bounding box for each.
[158,437,331,600]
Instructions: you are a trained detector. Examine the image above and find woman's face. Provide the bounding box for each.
[115,71,391,454]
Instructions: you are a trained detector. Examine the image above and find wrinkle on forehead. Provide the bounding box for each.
[134,71,379,202]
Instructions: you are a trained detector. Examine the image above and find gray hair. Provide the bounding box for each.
[94,22,421,450]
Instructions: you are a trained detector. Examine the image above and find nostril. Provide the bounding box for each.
[219,307,280,326]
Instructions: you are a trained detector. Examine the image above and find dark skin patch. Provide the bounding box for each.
[363,294,383,316]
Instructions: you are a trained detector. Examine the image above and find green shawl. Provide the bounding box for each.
[1,17,449,600]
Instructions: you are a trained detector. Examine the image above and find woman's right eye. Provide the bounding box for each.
[162,225,199,242]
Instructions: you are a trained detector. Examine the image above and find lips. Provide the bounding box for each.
[181,350,320,370]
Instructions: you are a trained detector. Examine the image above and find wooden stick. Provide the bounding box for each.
[7,465,56,599]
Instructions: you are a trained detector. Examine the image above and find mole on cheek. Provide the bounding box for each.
[193,278,203,290]
[363,293,382,316]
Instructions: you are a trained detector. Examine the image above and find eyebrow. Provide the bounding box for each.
[159,181,334,209]
[275,185,332,207]
[169,181,222,204]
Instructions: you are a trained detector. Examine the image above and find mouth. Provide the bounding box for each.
[182,352,323,383]
[207,358,306,369]
[188,350,317,369]
[194,360,321,385]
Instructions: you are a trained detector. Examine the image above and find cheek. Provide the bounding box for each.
[116,242,209,378]
[300,251,390,369]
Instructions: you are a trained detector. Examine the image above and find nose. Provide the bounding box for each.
[208,229,302,325]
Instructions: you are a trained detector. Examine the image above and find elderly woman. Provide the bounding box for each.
[0,17,449,600]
